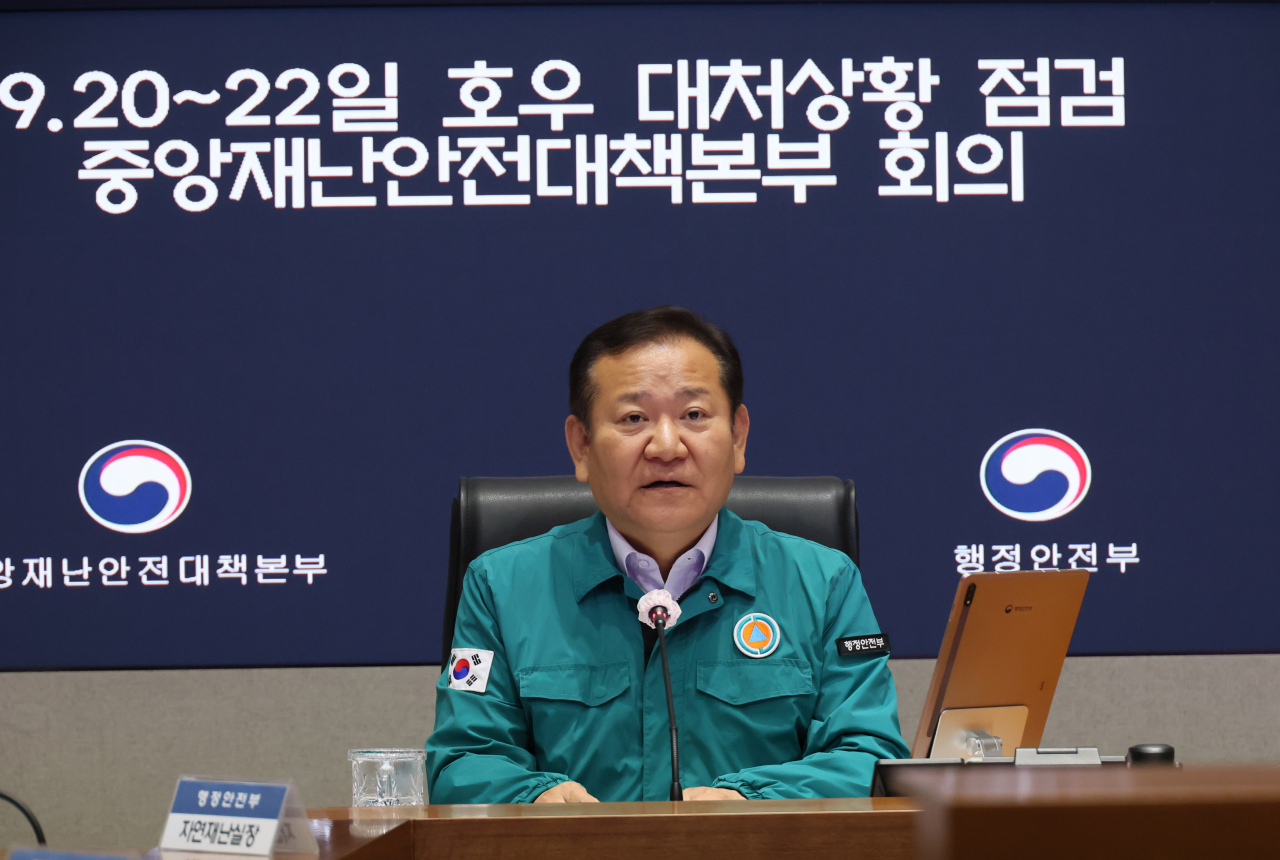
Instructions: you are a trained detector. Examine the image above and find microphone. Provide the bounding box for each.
[638,589,683,801]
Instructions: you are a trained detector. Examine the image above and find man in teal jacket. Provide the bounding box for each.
[427,307,909,804]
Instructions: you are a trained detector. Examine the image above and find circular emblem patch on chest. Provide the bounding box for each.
[734,613,781,658]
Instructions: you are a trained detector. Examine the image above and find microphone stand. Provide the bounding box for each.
[0,791,46,845]
[650,607,683,801]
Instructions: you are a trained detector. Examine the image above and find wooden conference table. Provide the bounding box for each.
[304,766,1280,860]
[307,797,917,860]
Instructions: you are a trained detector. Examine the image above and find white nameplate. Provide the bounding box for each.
[159,777,316,856]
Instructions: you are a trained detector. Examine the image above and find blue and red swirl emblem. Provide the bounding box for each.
[78,440,192,533]
[980,429,1091,522]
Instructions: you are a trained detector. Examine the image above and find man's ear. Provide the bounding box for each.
[565,415,591,483]
[732,404,750,475]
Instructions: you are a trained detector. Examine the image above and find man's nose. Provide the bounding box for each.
[646,416,687,461]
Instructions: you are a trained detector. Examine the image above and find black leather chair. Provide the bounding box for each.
[441,475,858,658]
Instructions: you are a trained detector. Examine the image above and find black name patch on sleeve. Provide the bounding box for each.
[837,634,891,657]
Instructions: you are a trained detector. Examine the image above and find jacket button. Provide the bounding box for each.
[708,592,719,603]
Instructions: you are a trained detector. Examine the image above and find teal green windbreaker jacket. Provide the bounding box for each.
[426,508,909,803]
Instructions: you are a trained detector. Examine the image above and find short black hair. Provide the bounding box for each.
[569,306,743,429]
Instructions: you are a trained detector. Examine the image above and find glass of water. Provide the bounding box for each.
[348,748,426,806]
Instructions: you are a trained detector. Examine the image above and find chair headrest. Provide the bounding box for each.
[458,475,856,566]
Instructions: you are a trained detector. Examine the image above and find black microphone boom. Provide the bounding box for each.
[649,604,683,801]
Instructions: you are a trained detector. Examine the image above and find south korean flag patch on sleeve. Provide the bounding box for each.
[448,648,494,693]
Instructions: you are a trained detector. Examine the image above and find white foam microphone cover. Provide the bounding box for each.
[637,589,682,629]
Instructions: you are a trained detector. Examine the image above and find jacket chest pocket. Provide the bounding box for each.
[695,659,815,753]
[518,662,632,770]
[519,661,631,706]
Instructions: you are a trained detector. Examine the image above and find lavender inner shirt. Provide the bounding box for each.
[606,514,719,600]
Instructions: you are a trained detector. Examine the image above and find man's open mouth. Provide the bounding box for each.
[643,480,689,489]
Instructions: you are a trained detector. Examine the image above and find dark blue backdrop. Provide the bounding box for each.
[1,2,1277,669]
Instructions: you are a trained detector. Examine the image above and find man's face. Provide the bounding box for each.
[565,337,749,548]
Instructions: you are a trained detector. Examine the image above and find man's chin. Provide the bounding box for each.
[625,494,716,534]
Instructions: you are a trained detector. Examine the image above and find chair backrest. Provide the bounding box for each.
[441,475,858,658]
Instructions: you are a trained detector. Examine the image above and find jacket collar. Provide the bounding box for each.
[699,508,756,598]
[571,512,621,602]
[570,507,756,602]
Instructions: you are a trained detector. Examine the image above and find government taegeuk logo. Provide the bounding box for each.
[980,429,1091,522]
[78,440,192,533]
